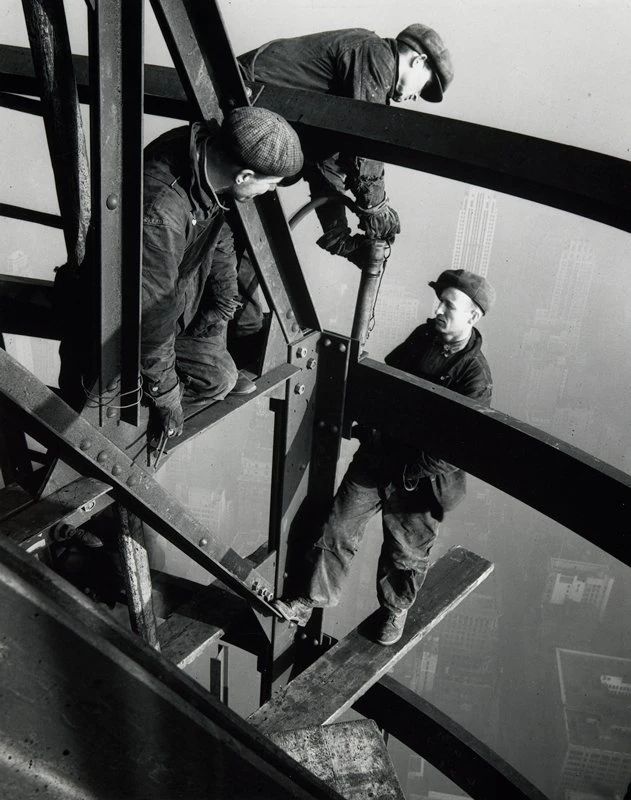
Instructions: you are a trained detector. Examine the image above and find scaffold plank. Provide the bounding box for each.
[269,720,405,800]
[2,477,111,551]
[248,547,493,734]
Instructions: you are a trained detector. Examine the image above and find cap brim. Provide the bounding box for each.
[420,70,444,103]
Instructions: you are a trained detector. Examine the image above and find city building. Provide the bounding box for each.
[543,559,614,620]
[555,649,631,799]
[451,187,497,278]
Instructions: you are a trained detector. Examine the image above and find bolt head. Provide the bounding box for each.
[294,383,306,395]
[306,358,317,370]
[338,343,347,353]
[106,407,117,418]
[323,338,331,347]
[198,538,208,548]
[96,451,108,464]
[106,194,118,210]
[127,473,139,487]
[296,347,307,358]
[79,439,92,451]
[331,425,339,435]
[291,322,300,333]
[112,464,123,477]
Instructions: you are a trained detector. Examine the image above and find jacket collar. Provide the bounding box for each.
[425,318,484,360]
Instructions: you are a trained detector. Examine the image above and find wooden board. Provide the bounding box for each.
[249,546,493,733]
[269,720,405,800]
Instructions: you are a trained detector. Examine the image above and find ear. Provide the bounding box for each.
[470,306,483,325]
[412,52,428,69]
[234,169,255,185]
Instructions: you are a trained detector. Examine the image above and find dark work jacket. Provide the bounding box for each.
[383,320,493,512]
[141,125,238,397]
[239,29,398,208]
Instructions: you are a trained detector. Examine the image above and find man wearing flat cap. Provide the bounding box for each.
[139,107,303,442]
[275,269,494,646]
[231,24,454,356]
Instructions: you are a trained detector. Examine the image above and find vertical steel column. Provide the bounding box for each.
[0,335,33,486]
[210,644,229,704]
[21,0,90,269]
[88,0,143,426]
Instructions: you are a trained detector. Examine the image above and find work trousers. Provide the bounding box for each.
[306,450,442,614]
[175,322,238,405]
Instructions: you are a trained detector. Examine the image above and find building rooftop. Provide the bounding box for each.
[556,649,631,752]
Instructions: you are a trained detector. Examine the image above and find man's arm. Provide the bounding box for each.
[189,223,240,334]
[141,220,187,395]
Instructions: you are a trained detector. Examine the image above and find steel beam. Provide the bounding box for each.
[3,46,628,233]
[0,202,63,229]
[354,675,549,800]
[21,0,90,267]
[88,0,143,426]
[0,347,281,616]
[0,275,58,340]
[346,358,631,564]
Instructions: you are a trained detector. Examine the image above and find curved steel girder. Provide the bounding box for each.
[1,44,629,232]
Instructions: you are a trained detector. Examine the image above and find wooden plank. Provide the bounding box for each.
[117,507,160,651]
[248,547,493,733]
[160,546,274,667]
[1,477,112,551]
[269,720,405,800]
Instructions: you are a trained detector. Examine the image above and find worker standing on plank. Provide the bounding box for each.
[230,24,454,359]
[274,270,494,646]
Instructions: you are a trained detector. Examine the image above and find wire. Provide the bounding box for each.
[81,374,144,410]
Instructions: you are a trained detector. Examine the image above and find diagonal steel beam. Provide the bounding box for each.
[148,0,319,338]
[0,347,281,617]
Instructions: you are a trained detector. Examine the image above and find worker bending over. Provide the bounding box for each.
[231,23,454,354]
[275,270,495,646]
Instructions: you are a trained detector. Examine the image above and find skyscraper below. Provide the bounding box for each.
[451,188,498,278]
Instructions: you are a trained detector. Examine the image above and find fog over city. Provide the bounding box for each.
[1,1,630,798]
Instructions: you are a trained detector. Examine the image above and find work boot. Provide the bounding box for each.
[272,597,315,627]
[374,608,408,646]
[229,371,257,395]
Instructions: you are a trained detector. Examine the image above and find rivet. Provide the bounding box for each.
[294,383,305,395]
[106,194,118,210]
[317,420,326,429]
[112,464,123,477]
[286,309,294,320]
[306,358,317,370]
[199,538,208,548]
[106,407,117,418]
[127,473,138,487]
[299,462,307,471]
[81,501,95,513]
[312,639,319,647]
[291,322,300,333]
[283,572,289,580]
[323,338,331,347]
[252,581,259,591]
[79,439,92,451]
[96,451,108,464]
[331,425,339,434]
[338,343,347,353]
[300,631,308,640]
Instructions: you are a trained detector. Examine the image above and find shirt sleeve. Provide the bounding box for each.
[141,220,186,396]
[191,222,240,331]
[338,39,394,209]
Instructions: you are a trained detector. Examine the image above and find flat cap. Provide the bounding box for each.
[396,24,453,102]
[429,269,496,314]
[224,106,304,178]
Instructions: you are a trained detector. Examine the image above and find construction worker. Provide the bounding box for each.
[274,270,494,646]
[141,107,303,441]
[230,24,454,355]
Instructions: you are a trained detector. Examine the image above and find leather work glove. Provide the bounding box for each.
[149,381,184,443]
[316,224,371,269]
[358,203,401,242]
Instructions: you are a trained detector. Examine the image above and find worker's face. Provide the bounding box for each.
[433,287,480,340]
[231,170,283,202]
[393,54,433,103]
